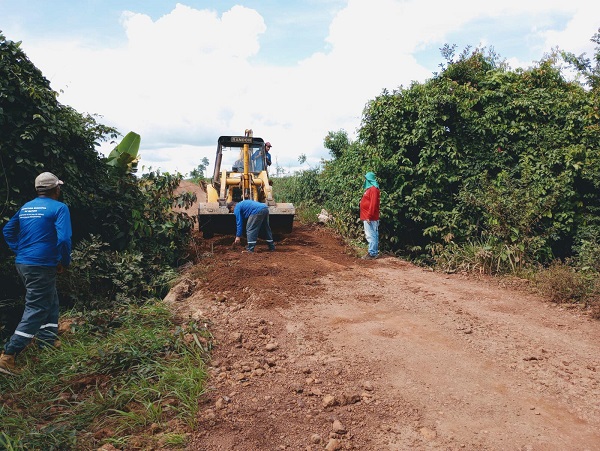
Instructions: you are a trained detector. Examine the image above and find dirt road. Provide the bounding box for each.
[170,182,600,451]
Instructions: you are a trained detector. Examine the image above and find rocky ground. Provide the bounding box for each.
[166,181,600,451]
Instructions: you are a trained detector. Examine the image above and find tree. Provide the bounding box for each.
[324,130,350,159]
[321,43,600,265]
[189,157,209,181]
[562,28,600,90]
[0,32,197,321]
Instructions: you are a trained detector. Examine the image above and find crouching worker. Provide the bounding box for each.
[0,172,72,376]
[228,200,275,253]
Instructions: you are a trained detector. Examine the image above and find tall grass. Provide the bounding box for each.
[432,237,526,275]
[0,301,210,450]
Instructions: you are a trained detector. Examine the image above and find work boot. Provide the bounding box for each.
[0,352,21,376]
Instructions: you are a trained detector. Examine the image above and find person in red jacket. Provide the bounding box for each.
[359,172,380,259]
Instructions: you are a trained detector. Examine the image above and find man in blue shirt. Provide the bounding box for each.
[0,172,72,376]
[228,200,275,253]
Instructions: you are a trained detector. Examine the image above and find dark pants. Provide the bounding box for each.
[4,264,59,356]
[246,208,275,252]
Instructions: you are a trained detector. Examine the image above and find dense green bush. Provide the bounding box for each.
[57,172,197,310]
[307,41,600,273]
[572,224,600,273]
[1,32,197,333]
[133,171,196,266]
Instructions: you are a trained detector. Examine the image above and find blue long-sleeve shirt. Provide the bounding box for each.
[234,200,268,237]
[3,197,72,267]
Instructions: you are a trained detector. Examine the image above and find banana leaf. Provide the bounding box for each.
[106,131,141,173]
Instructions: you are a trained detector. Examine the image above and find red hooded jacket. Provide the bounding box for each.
[359,186,380,221]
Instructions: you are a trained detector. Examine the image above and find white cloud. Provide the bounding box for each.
[539,4,600,56]
[13,0,600,176]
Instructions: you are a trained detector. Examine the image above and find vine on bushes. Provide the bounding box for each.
[1,32,197,318]
[57,171,197,309]
[286,38,600,280]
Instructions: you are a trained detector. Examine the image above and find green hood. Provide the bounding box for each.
[363,172,379,189]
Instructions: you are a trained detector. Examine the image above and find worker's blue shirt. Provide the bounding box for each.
[234,200,268,237]
[3,196,72,267]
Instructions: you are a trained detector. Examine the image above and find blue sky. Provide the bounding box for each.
[1,1,598,175]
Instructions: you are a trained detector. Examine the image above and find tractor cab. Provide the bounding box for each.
[198,130,295,238]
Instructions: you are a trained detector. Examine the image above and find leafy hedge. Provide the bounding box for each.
[1,33,197,338]
[298,39,600,271]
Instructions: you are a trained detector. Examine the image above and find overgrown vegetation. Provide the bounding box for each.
[273,166,325,225]
[533,260,593,304]
[1,31,197,333]
[278,32,600,311]
[0,303,211,449]
[1,31,206,448]
[2,23,600,448]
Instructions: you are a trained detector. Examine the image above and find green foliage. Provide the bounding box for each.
[432,237,526,275]
[572,224,600,272]
[458,168,566,265]
[0,302,209,449]
[57,170,196,309]
[561,27,600,90]
[106,131,141,173]
[58,236,149,309]
[315,42,600,271]
[273,169,324,206]
[189,157,209,182]
[324,130,350,159]
[267,37,600,278]
[294,203,322,224]
[132,171,197,267]
[1,32,197,319]
[273,165,334,225]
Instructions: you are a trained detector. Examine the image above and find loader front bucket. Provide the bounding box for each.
[267,202,295,234]
[198,203,235,239]
[198,202,295,239]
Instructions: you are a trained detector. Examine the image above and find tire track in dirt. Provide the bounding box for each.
[169,182,599,450]
[284,260,600,449]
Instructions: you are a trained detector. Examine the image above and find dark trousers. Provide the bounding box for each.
[4,264,59,356]
[246,208,275,252]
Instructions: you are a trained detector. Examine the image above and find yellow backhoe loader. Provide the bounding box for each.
[198,129,295,238]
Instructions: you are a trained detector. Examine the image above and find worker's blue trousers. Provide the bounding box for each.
[4,264,59,356]
[246,208,275,252]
